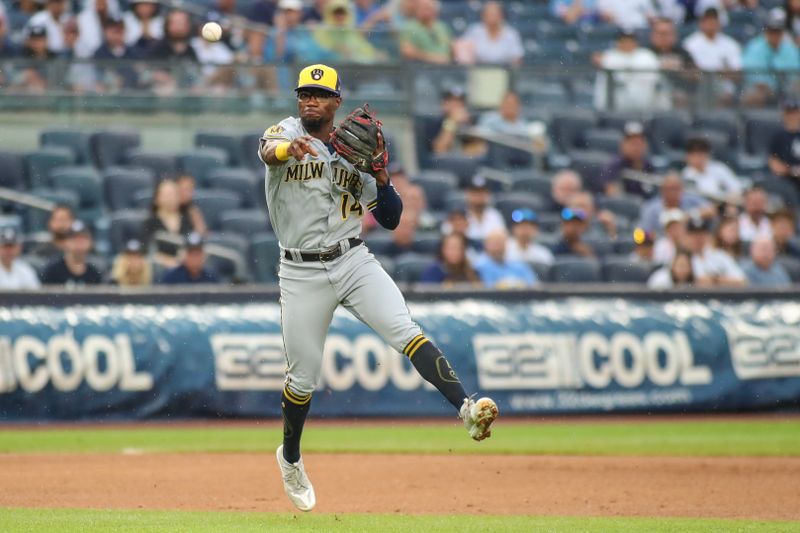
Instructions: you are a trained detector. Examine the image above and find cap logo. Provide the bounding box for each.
[311,68,324,80]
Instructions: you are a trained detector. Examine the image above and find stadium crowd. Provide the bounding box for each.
[0,0,799,290]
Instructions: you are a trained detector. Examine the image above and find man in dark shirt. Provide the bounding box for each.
[41,221,104,285]
[768,98,800,186]
[94,17,141,90]
[648,17,696,70]
[594,121,657,198]
[32,204,75,260]
[148,9,198,60]
[551,207,596,257]
[160,232,220,284]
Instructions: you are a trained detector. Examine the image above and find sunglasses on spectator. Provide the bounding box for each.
[561,208,587,222]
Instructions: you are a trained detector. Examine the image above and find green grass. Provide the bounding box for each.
[0,509,796,533]
[0,419,798,456]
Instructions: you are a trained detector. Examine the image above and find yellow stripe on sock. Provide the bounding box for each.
[403,334,425,355]
[283,387,311,405]
[407,338,429,359]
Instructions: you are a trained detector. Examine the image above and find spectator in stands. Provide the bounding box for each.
[354,0,391,30]
[477,91,530,138]
[388,0,417,27]
[738,186,773,241]
[420,233,480,284]
[400,0,451,64]
[653,208,685,264]
[149,10,197,61]
[569,190,618,239]
[265,0,335,64]
[683,8,741,102]
[246,0,277,25]
[124,0,164,52]
[631,227,656,263]
[598,0,656,29]
[0,2,17,59]
[442,208,483,261]
[26,0,68,54]
[464,175,506,242]
[41,221,104,285]
[431,87,484,157]
[0,227,41,290]
[384,210,419,257]
[550,170,582,212]
[682,137,743,200]
[110,238,152,286]
[505,209,554,265]
[647,249,696,289]
[788,0,800,46]
[94,16,140,90]
[594,30,665,113]
[768,97,800,187]
[455,1,523,66]
[475,229,537,288]
[160,232,220,284]
[741,235,792,286]
[141,179,197,268]
[314,0,383,63]
[303,0,327,24]
[649,17,696,70]
[551,0,601,25]
[595,122,657,197]
[714,215,744,261]
[684,216,747,286]
[205,0,245,53]
[32,204,75,259]
[639,172,712,233]
[75,0,121,58]
[15,25,55,92]
[771,207,800,258]
[552,207,596,257]
[384,165,436,231]
[742,8,800,107]
[61,16,100,93]
[176,174,208,236]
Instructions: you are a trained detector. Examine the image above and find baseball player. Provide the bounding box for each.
[259,64,498,512]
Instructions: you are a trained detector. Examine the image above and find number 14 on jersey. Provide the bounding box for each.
[340,193,364,220]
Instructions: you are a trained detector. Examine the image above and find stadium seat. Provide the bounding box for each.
[205,250,247,283]
[206,168,260,208]
[486,142,534,170]
[193,189,242,230]
[754,178,800,207]
[494,192,547,225]
[510,173,553,199]
[102,167,156,211]
[567,150,614,185]
[583,237,616,257]
[444,190,466,212]
[124,149,179,180]
[693,110,739,148]
[393,252,433,283]
[26,188,80,232]
[550,109,597,153]
[364,233,395,256]
[219,209,271,236]
[0,151,26,190]
[240,132,264,171]
[413,172,458,212]
[429,154,481,188]
[584,129,623,154]
[132,189,153,209]
[528,261,552,283]
[743,109,782,156]
[249,232,281,283]
[108,209,148,254]
[412,232,441,255]
[89,129,141,169]
[648,112,691,155]
[40,128,92,164]
[777,256,800,283]
[177,148,229,185]
[25,147,76,189]
[537,212,563,233]
[550,257,602,283]
[49,166,103,221]
[413,115,442,169]
[597,111,647,131]
[195,131,245,167]
[603,258,654,283]
[205,231,249,258]
[614,239,637,255]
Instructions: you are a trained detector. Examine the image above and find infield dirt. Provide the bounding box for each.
[0,453,798,519]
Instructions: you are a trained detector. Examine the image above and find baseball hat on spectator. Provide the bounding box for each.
[685,137,712,153]
[124,239,143,254]
[511,208,538,225]
[686,216,711,233]
[659,208,685,228]
[27,25,47,39]
[103,15,124,29]
[467,175,490,190]
[0,227,19,245]
[617,28,637,41]
[68,220,91,237]
[442,87,466,100]
[279,0,303,10]
[185,232,205,250]
[633,228,655,246]
[561,207,587,222]
[700,7,720,20]
[623,121,646,138]
[765,8,787,31]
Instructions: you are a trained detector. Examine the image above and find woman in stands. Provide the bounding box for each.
[420,233,480,285]
[648,249,696,289]
[111,239,152,286]
[713,216,744,262]
[141,179,197,268]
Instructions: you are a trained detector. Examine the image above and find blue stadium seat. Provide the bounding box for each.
[582,237,616,257]
[108,209,148,254]
[49,166,103,221]
[25,147,76,189]
[40,128,92,164]
[510,173,552,198]
[195,131,245,167]
[412,115,442,169]
[193,189,242,230]
[249,232,281,283]
[206,168,261,209]
[528,261,552,283]
[219,209,271,236]
[550,110,596,153]
[177,148,229,185]
[754,178,800,207]
[603,258,654,283]
[205,231,250,258]
[567,150,614,186]
[693,110,739,149]
[584,129,623,154]
[551,257,602,283]
[102,167,155,211]
[429,154,481,188]
[364,233,395,256]
[240,132,264,171]
[648,112,691,155]
[743,109,782,156]
[411,232,441,255]
[90,129,141,169]
[413,171,458,212]
[777,256,800,282]
[486,142,534,170]
[124,149,179,180]
[393,253,434,283]
[0,151,26,190]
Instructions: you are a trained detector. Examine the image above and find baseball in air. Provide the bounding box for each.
[201,22,222,42]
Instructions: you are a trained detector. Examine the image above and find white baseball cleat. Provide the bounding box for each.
[276,445,316,512]
[460,396,499,441]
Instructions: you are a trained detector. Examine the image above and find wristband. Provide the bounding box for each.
[275,142,291,161]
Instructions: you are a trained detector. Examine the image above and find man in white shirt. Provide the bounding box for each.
[598,0,655,29]
[464,175,506,242]
[26,0,70,53]
[594,30,667,112]
[738,186,773,242]
[0,228,41,290]
[505,208,554,265]
[685,216,747,286]
[682,137,742,201]
[477,91,530,138]
[683,8,741,71]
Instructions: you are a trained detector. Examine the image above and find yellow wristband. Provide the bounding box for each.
[275,142,291,161]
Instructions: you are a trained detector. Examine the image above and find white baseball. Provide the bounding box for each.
[201,22,223,42]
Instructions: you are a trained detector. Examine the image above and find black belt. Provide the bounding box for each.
[284,238,363,262]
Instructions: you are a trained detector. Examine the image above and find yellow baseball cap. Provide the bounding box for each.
[296,64,341,96]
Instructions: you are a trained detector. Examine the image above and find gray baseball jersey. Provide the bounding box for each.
[259,117,422,396]
[261,117,378,251]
